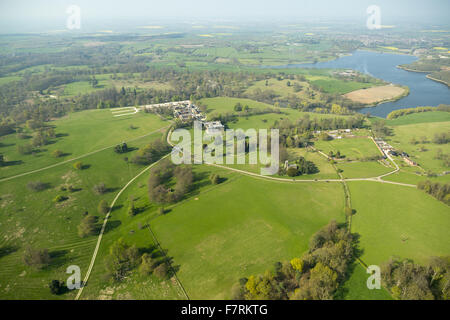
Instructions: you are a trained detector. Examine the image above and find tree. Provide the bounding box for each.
[23,246,51,270]
[128,201,138,216]
[139,253,155,275]
[52,149,64,158]
[290,258,303,272]
[93,183,107,195]
[105,239,140,281]
[345,207,355,217]
[0,154,4,166]
[287,167,298,177]
[91,76,98,88]
[78,215,97,238]
[27,181,47,192]
[73,161,83,170]
[210,174,220,185]
[114,143,128,154]
[234,103,242,112]
[49,280,63,295]
[319,132,332,141]
[154,263,169,279]
[17,144,33,155]
[98,200,109,215]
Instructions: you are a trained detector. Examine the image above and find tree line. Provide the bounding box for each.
[231,220,357,300]
[417,180,450,205]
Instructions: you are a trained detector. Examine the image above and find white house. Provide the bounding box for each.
[204,121,224,135]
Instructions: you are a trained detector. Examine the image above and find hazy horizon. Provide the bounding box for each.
[0,0,449,33]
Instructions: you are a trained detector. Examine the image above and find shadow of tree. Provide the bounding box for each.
[103,220,122,234]
[0,245,19,259]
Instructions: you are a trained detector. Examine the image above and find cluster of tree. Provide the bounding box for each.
[432,132,450,145]
[233,102,249,112]
[148,160,194,204]
[22,246,51,270]
[139,252,169,280]
[92,182,107,195]
[0,66,261,127]
[131,139,170,165]
[78,214,98,238]
[417,180,450,205]
[381,256,450,300]
[319,132,332,141]
[98,200,110,215]
[104,239,140,281]
[104,238,170,282]
[434,149,450,168]
[275,115,365,148]
[114,142,129,154]
[283,157,319,177]
[49,280,66,295]
[27,181,48,192]
[329,150,345,159]
[371,120,392,138]
[232,220,357,300]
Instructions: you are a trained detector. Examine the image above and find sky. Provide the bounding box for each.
[0,0,449,33]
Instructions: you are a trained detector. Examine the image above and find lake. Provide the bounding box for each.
[272,50,450,118]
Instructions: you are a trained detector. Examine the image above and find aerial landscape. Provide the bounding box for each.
[0,0,448,309]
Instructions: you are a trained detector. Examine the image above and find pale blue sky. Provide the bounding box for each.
[0,0,448,33]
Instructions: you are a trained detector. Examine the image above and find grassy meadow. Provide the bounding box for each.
[349,181,450,266]
[0,109,169,179]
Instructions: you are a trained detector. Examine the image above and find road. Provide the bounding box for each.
[75,129,414,299]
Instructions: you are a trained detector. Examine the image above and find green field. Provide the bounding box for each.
[339,264,392,300]
[315,137,382,161]
[152,174,345,299]
[200,97,274,115]
[0,108,172,299]
[385,111,450,126]
[386,121,450,174]
[0,109,168,179]
[337,161,393,179]
[349,181,450,266]
[308,76,375,94]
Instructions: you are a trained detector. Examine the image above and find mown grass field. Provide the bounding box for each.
[385,111,450,126]
[337,161,392,179]
[307,76,375,94]
[314,137,382,161]
[287,148,339,180]
[150,173,345,299]
[386,121,450,174]
[349,181,450,266]
[0,109,168,179]
[339,264,392,300]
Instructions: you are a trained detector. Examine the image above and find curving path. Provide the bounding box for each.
[75,153,171,300]
[75,128,414,299]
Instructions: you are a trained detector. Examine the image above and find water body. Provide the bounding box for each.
[271,50,450,118]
